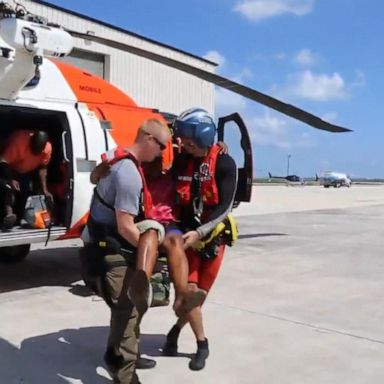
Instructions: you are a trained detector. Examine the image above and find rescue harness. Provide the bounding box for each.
[88,148,151,258]
[176,144,221,207]
[100,146,153,217]
[176,144,238,259]
[193,214,238,260]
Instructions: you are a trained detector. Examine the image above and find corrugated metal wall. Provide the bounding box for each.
[24,0,215,116]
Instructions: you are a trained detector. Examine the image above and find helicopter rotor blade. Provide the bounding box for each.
[67,30,351,133]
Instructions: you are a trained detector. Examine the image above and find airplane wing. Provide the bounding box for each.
[66,30,352,134]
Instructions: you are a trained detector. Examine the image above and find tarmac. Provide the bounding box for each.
[1,185,384,384]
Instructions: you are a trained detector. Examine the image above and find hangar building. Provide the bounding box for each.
[24,0,216,117]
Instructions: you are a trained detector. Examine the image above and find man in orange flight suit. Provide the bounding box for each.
[0,130,52,230]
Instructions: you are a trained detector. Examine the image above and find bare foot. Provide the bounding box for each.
[128,270,151,316]
[173,288,207,317]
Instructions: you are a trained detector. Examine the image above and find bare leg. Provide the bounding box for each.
[128,229,158,316]
[188,304,210,371]
[135,229,158,278]
[163,283,207,356]
[182,284,209,371]
[163,236,206,316]
[186,306,205,340]
[176,283,206,338]
[163,234,188,310]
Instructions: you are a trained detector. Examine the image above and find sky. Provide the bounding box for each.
[41,0,383,178]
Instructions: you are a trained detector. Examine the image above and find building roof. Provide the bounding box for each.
[32,0,217,66]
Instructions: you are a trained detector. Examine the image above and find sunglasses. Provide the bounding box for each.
[143,130,166,151]
[153,136,167,151]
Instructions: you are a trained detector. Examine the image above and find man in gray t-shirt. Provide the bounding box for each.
[85,118,171,384]
[90,159,142,227]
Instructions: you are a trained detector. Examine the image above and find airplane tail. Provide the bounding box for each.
[268,172,272,178]
[315,173,319,181]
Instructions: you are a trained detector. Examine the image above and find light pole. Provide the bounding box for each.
[287,154,291,176]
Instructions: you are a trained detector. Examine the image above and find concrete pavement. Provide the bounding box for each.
[1,185,384,383]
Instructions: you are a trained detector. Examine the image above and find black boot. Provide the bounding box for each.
[136,355,156,369]
[189,338,209,371]
[162,324,180,356]
[2,213,16,231]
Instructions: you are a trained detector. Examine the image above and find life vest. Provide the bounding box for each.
[100,146,153,218]
[176,144,221,207]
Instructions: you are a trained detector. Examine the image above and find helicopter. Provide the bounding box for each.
[0,1,351,262]
[268,172,302,183]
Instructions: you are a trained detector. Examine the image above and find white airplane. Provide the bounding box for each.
[317,172,352,188]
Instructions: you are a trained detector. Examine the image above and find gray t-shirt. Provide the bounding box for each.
[90,158,143,227]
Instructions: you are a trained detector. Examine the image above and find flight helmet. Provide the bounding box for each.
[173,108,216,148]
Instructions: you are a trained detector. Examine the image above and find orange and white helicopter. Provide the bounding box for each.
[0,1,351,262]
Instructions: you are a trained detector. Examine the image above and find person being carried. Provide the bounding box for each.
[0,130,52,230]
[90,148,206,317]
[162,108,238,371]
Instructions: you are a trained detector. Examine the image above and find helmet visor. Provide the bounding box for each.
[174,121,196,139]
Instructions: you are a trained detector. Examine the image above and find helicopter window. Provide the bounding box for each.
[58,48,106,79]
[100,120,112,131]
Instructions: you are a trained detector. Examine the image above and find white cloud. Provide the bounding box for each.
[287,70,348,101]
[233,0,314,22]
[295,48,316,66]
[215,87,247,113]
[249,112,290,148]
[212,60,252,113]
[210,55,320,149]
[232,67,254,83]
[321,111,338,122]
[203,50,226,67]
[215,95,318,149]
[247,109,316,149]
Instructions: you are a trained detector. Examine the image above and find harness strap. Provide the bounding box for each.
[93,187,115,211]
[101,149,153,217]
[44,195,54,246]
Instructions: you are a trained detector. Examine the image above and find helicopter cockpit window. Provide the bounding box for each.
[58,48,106,79]
[100,120,112,131]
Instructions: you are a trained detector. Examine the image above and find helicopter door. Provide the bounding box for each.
[76,103,108,165]
[217,113,253,204]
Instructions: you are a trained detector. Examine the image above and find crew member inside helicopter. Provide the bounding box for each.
[0,129,53,231]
